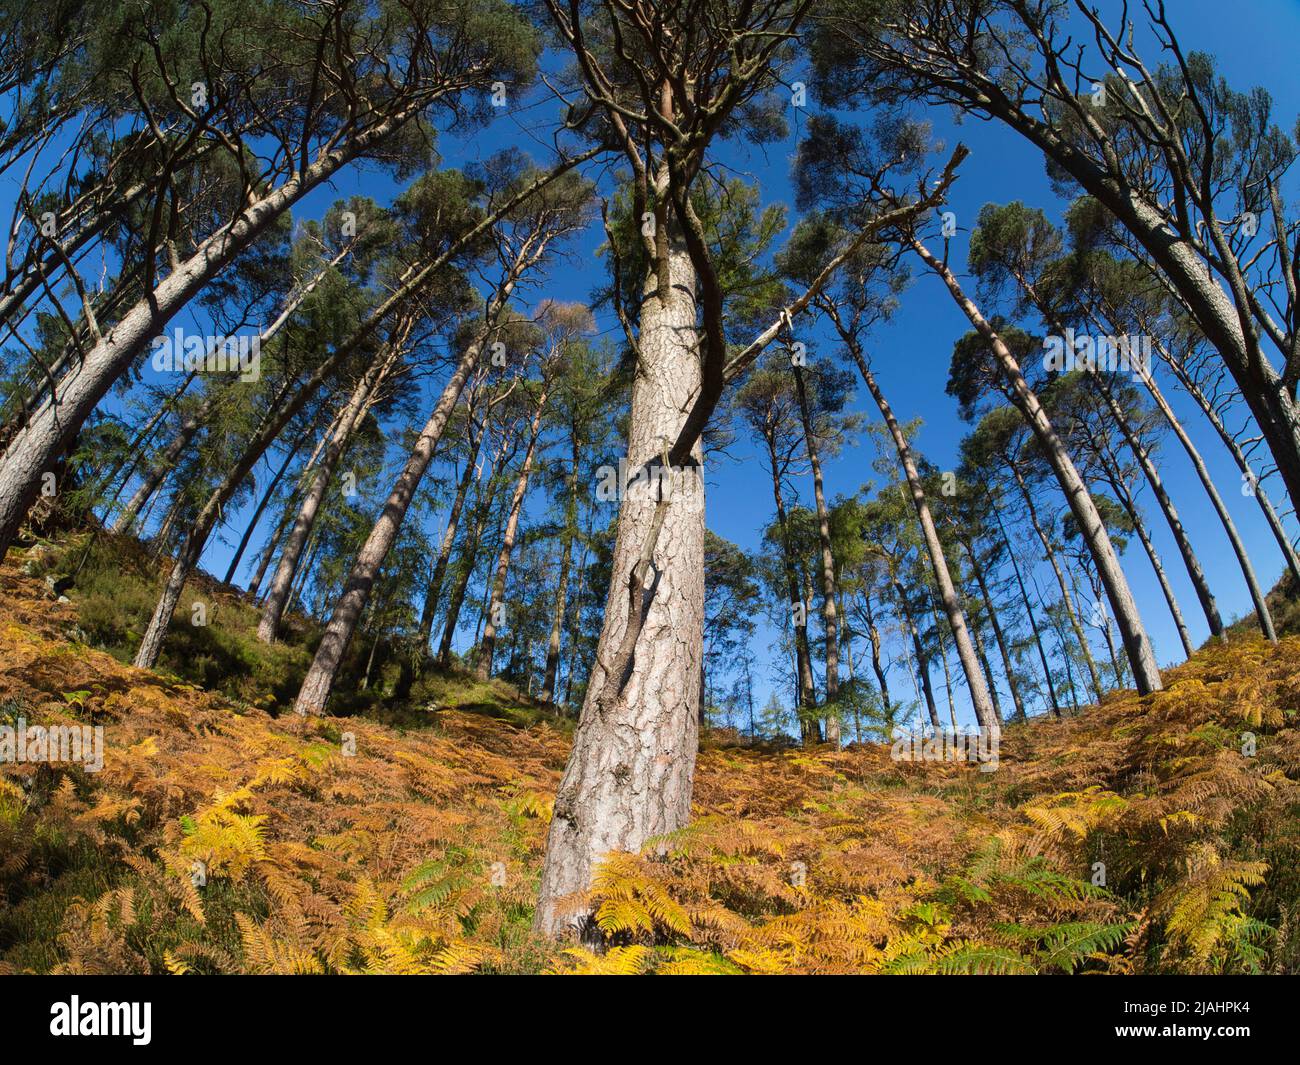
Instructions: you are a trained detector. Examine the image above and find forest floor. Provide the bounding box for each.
[2,533,1299,974]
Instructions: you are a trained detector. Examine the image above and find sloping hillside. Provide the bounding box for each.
[2,537,1299,975]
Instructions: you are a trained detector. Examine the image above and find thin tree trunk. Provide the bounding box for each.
[860,590,892,714]
[438,418,522,667]
[992,501,1061,717]
[1159,346,1300,586]
[224,428,310,585]
[763,431,818,743]
[245,418,341,601]
[478,388,550,678]
[913,236,1162,694]
[1007,456,1105,702]
[257,342,399,643]
[1094,441,1195,658]
[792,361,842,744]
[1130,358,1275,641]
[929,598,960,730]
[844,335,997,729]
[1087,368,1228,639]
[418,413,488,646]
[542,438,582,704]
[961,538,1026,722]
[895,579,942,732]
[293,296,511,714]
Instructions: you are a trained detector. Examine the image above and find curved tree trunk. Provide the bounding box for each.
[1159,347,1300,586]
[1129,360,1276,641]
[0,111,422,559]
[534,244,706,939]
[1087,370,1228,639]
[913,236,1161,695]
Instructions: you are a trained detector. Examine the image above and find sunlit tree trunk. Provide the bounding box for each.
[1093,441,1195,659]
[792,362,842,744]
[913,236,1161,695]
[990,507,1060,717]
[847,339,996,729]
[534,244,705,939]
[419,414,488,646]
[224,428,311,586]
[894,578,942,732]
[960,538,1026,722]
[293,304,507,714]
[477,389,549,679]
[258,344,397,643]
[1006,447,1105,702]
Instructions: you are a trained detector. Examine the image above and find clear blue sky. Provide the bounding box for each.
[13,1,1300,729]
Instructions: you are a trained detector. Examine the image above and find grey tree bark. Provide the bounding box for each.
[477,389,549,678]
[534,244,705,938]
[913,237,1162,695]
[851,346,997,730]
[292,299,510,714]
[792,361,843,744]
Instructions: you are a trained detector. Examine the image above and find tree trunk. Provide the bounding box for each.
[913,236,1162,695]
[1006,457,1105,702]
[1087,369,1228,639]
[292,303,506,715]
[991,507,1061,717]
[257,348,395,643]
[534,243,705,939]
[1094,441,1195,659]
[418,413,488,646]
[477,390,549,679]
[224,428,309,586]
[859,590,892,715]
[437,421,521,667]
[542,439,582,704]
[762,430,818,743]
[961,538,1026,722]
[1159,348,1300,586]
[848,343,997,729]
[0,113,419,559]
[895,579,942,732]
[1128,359,1276,641]
[245,417,342,601]
[792,362,842,744]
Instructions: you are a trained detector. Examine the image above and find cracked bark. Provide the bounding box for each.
[534,244,705,938]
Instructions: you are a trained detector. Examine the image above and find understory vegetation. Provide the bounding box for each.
[2,533,1297,975]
